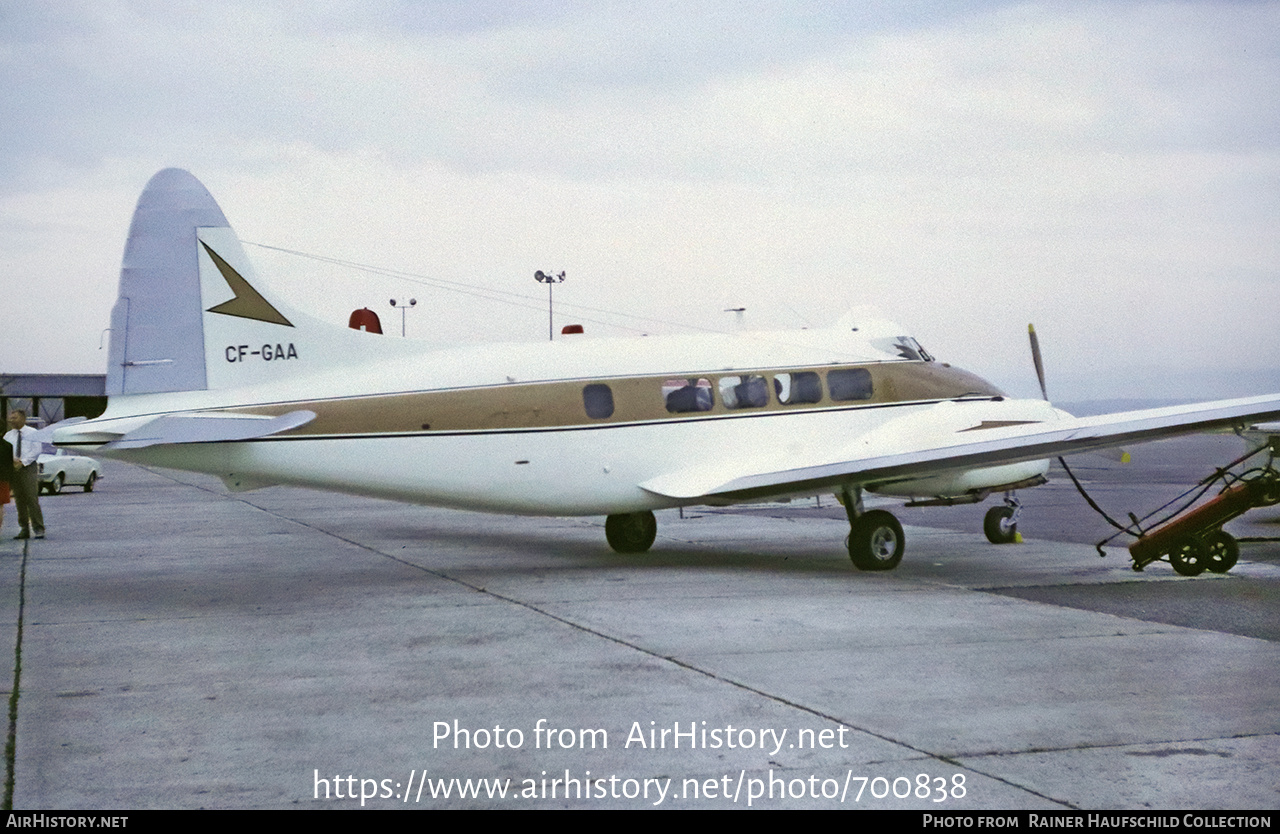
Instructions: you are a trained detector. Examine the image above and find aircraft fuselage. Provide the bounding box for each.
[74,340,1059,515]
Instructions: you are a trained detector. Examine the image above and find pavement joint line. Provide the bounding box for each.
[951,730,1280,761]
[3,540,29,811]
[141,466,1077,809]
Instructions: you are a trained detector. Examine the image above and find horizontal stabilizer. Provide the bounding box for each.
[29,417,87,445]
[100,410,316,450]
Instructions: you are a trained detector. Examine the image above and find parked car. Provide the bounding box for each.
[38,450,101,494]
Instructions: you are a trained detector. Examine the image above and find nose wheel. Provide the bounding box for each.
[984,494,1022,544]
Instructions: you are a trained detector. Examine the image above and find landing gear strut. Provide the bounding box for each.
[841,485,905,571]
[605,510,657,554]
[983,493,1022,544]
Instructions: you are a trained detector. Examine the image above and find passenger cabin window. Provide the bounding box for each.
[583,383,614,419]
[663,378,714,413]
[827,368,873,401]
[719,375,769,409]
[774,372,823,405]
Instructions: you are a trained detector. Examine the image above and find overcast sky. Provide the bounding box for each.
[2,0,1277,401]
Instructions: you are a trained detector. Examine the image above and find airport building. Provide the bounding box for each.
[0,373,107,427]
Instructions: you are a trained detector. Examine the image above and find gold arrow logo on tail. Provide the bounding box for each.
[201,241,294,327]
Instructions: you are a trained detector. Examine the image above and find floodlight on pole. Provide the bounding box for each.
[534,270,565,341]
[389,297,416,337]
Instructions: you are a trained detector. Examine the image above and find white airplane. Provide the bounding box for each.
[52,168,1280,572]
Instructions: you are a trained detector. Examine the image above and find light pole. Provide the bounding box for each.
[534,270,564,341]
[389,298,416,337]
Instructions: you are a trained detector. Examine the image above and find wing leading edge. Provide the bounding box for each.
[640,394,1280,502]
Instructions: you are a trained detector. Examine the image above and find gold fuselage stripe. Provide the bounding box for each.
[229,360,1003,436]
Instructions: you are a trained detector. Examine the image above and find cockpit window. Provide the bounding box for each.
[719,375,769,409]
[871,336,934,362]
[663,378,714,413]
[774,372,823,405]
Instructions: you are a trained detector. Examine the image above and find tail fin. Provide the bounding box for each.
[108,168,225,395]
[107,169,406,397]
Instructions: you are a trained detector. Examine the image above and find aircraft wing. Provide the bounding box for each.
[97,410,316,451]
[640,394,1280,501]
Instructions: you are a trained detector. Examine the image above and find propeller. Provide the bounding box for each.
[1028,323,1130,464]
[1028,324,1048,401]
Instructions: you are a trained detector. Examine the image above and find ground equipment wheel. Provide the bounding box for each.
[1169,538,1207,577]
[47,473,64,495]
[84,472,97,492]
[605,511,657,554]
[1259,473,1280,506]
[1203,530,1238,574]
[983,505,1018,544]
[848,510,905,571]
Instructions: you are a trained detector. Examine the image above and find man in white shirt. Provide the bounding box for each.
[5,410,45,539]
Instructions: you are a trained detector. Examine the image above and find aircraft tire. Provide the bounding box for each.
[1169,538,1207,577]
[605,511,657,554]
[983,506,1018,544]
[1204,530,1238,574]
[848,510,904,571]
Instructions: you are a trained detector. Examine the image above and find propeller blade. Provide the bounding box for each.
[1028,324,1048,401]
[1027,324,1129,464]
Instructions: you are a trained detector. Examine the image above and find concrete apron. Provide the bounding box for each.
[7,461,1279,809]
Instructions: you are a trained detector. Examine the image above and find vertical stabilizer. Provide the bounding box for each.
[107,168,228,395]
[107,168,427,400]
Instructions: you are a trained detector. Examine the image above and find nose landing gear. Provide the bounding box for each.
[983,493,1022,545]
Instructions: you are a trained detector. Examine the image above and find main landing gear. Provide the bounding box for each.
[605,488,1022,569]
[840,485,904,571]
[605,510,657,554]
